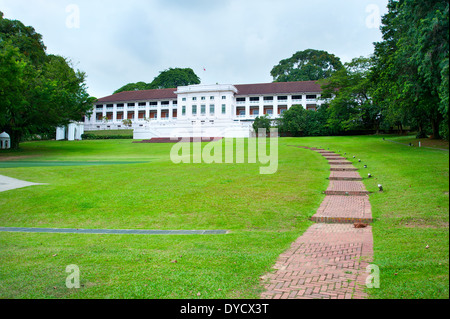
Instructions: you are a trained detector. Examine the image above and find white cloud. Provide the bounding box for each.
[0,0,388,98]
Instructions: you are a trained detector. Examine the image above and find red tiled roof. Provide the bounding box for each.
[96,88,177,103]
[95,81,322,103]
[235,81,322,95]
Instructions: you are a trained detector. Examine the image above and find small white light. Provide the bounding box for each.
[364,165,367,168]
[358,159,361,162]
[368,173,372,178]
[378,184,383,191]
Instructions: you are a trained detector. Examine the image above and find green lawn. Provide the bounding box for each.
[0,136,448,299]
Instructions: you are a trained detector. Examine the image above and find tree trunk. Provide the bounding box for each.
[430,118,441,139]
[8,131,22,150]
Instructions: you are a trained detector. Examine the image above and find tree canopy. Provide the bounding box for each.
[0,12,94,149]
[371,0,449,138]
[271,49,344,82]
[113,68,201,94]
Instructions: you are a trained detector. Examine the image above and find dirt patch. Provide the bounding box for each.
[0,155,38,162]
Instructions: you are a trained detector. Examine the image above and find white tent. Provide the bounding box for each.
[0,132,10,149]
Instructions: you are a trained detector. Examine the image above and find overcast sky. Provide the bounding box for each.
[1,0,388,98]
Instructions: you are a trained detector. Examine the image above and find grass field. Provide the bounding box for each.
[0,135,448,299]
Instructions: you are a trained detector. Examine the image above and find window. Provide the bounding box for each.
[182,106,186,116]
[292,95,302,100]
[210,96,215,100]
[263,96,274,101]
[96,105,103,109]
[210,104,215,115]
[222,96,226,100]
[306,95,317,99]
[161,101,169,105]
[106,104,113,108]
[201,105,206,115]
[128,103,135,107]
[237,97,245,102]
[201,96,206,101]
[117,103,124,107]
[222,104,226,114]
[277,96,288,101]
[182,98,187,102]
[192,105,197,115]
[250,97,260,102]
[149,102,157,106]
[138,102,146,106]
[192,97,197,101]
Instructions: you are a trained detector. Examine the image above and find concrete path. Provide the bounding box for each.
[0,174,47,193]
[261,147,374,299]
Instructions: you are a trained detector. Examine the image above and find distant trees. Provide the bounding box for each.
[0,12,94,149]
[252,115,272,135]
[113,68,201,94]
[271,49,343,82]
[278,105,329,137]
[371,0,449,139]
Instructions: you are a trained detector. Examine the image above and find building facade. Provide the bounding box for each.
[84,81,323,138]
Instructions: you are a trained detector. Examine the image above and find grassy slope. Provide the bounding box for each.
[287,135,449,299]
[0,139,327,298]
[0,136,448,299]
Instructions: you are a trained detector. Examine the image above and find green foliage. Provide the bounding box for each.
[252,115,272,135]
[0,12,94,149]
[271,49,343,82]
[151,67,201,89]
[320,56,381,132]
[81,133,132,140]
[113,68,201,94]
[278,105,329,137]
[372,0,449,138]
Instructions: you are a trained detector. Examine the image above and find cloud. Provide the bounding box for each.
[0,0,388,98]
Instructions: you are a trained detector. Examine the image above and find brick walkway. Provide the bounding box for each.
[261,147,374,299]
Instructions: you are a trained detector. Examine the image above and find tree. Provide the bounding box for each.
[0,12,94,149]
[277,105,329,137]
[113,68,201,94]
[372,0,449,139]
[252,114,272,136]
[270,49,344,82]
[113,82,152,94]
[320,57,381,133]
[151,68,201,89]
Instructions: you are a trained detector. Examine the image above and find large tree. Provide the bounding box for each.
[0,12,94,149]
[320,56,381,133]
[372,0,449,139]
[113,68,201,94]
[270,49,343,82]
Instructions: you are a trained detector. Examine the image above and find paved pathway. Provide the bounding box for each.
[261,147,374,299]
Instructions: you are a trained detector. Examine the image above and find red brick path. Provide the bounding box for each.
[261,147,374,299]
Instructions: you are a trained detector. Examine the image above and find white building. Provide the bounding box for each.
[56,122,84,141]
[0,132,11,149]
[84,81,323,139]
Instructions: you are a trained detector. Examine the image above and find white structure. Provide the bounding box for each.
[56,123,84,141]
[84,81,324,139]
[0,132,11,149]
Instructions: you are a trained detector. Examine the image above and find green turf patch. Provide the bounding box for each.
[0,161,149,168]
[0,136,448,299]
